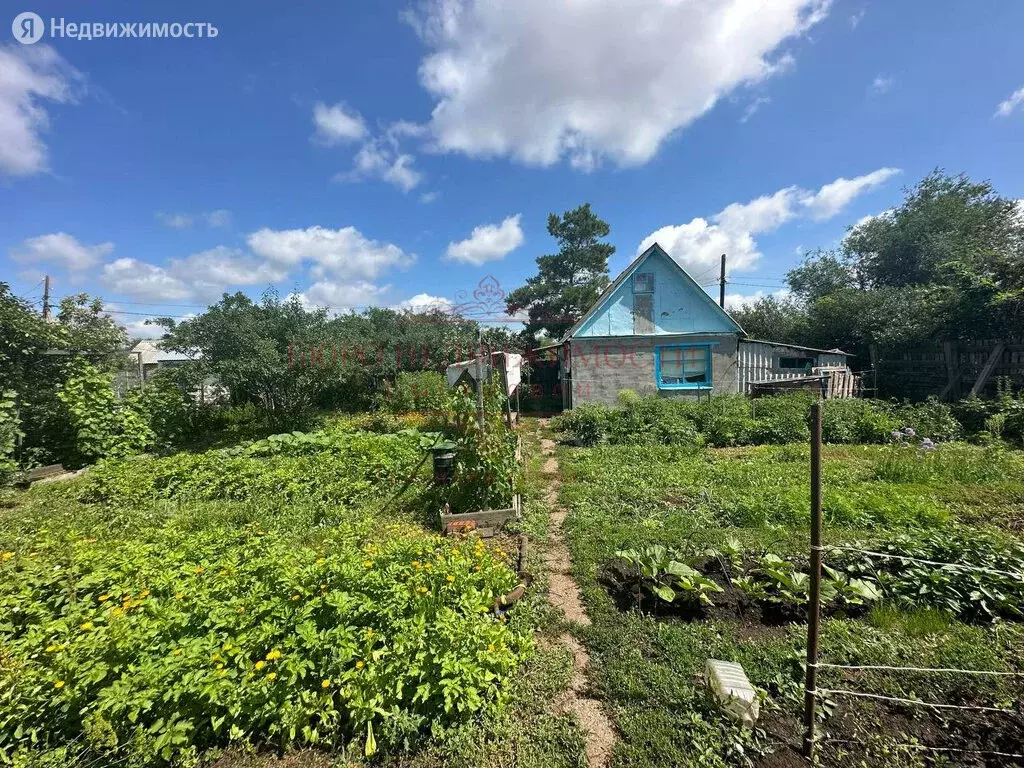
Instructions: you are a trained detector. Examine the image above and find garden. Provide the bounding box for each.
[548,392,1024,767]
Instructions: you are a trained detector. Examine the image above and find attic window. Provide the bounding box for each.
[633,272,654,293]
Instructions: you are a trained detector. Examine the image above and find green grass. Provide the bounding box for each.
[555,440,1024,767]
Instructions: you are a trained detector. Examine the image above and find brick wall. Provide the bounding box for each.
[568,334,739,406]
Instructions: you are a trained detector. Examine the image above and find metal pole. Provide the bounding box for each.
[803,401,823,760]
[42,275,51,320]
[719,254,726,309]
[475,329,485,432]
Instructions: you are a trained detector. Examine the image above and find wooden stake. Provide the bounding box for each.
[803,401,823,761]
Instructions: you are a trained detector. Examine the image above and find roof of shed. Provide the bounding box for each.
[740,338,852,357]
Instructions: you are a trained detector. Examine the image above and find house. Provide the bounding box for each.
[552,242,854,408]
[129,340,196,382]
[124,340,227,402]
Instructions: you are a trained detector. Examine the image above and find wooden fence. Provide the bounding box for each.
[872,339,1024,401]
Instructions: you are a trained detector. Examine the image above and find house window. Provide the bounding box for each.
[779,356,815,370]
[656,344,712,389]
[633,272,654,293]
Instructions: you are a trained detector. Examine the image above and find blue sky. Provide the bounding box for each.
[2,0,1022,337]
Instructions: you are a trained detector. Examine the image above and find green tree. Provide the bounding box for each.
[506,203,614,341]
[729,295,808,344]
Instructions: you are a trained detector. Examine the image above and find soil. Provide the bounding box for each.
[537,426,617,767]
[755,698,1024,767]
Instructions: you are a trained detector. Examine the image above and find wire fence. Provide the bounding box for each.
[801,401,1024,762]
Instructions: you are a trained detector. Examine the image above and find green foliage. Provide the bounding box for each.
[0,520,527,762]
[0,390,20,485]
[381,371,450,416]
[57,361,154,463]
[551,402,610,447]
[614,545,723,606]
[834,529,1024,623]
[821,398,898,443]
[505,203,614,341]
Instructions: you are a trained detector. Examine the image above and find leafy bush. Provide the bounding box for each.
[608,393,702,447]
[822,398,899,443]
[834,529,1024,623]
[0,390,20,485]
[691,394,755,447]
[57,361,154,464]
[891,397,961,441]
[748,393,813,444]
[552,403,610,446]
[614,545,723,606]
[380,371,450,416]
[0,522,528,762]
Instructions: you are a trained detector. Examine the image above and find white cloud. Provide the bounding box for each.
[995,86,1024,118]
[296,280,390,311]
[157,212,194,229]
[206,209,231,227]
[100,247,287,302]
[849,9,865,28]
[396,293,453,312]
[312,102,368,144]
[409,0,829,169]
[157,210,231,229]
[10,233,114,271]
[445,214,524,265]
[343,139,424,192]
[640,167,900,276]
[740,96,771,123]
[724,288,791,311]
[870,74,894,95]
[801,168,900,219]
[0,44,79,177]
[247,225,416,280]
[420,191,439,204]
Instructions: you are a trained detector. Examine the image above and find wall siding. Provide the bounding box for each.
[737,340,849,392]
[575,249,738,337]
[569,335,739,406]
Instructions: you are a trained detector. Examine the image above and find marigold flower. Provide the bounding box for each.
[446,575,455,583]
[411,561,421,568]
[266,649,282,661]
[139,589,151,598]
[111,608,124,617]
[267,672,277,680]
[216,663,224,670]
[255,660,266,670]
[174,592,184,600]
[80,622,94,631]
[488,644,496,652]
[53,680,65,688]
[45,644,59,652]
[1,552,12,560]
[194,566,205,574]
[173,648,183,656]
[321,679,331,688]
[97,594,109,602]
[355,660,365,669]
[363,560,374,568]
[416,586,428,594]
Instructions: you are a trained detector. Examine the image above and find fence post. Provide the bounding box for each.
[803,401,823,761]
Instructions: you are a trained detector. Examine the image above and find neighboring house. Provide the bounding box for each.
[129,340,196,382]
[552,243,854,408]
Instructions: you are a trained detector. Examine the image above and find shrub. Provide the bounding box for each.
[691,394,755,447]
[608,395,701,447]
[748,394,813,444]
[551,403,610,446]
[822,399,899,443]
[0,390,19,485]
[381,371,450,416]
[891,397,961,441]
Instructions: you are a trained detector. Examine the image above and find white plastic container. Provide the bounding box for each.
[704,659,760,727]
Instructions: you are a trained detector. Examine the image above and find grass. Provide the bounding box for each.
[554,438,1024,767]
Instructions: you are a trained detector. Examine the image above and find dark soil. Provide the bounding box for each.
[755,695,1024,767]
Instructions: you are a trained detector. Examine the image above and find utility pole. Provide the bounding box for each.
[718,254,726,309]
[42,275,51,320]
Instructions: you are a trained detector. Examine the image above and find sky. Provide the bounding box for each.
[1,0,1023,338]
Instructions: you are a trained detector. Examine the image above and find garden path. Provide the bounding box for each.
[536,425,616,768]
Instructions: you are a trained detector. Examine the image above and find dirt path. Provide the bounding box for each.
[537,428,616,768]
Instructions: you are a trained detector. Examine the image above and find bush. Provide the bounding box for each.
[0,391,19,485]
[748,393,813,444]
[608,393,702,447]
[691,395,755,447]
[552,403,610,446]
[822,399,899,444]
[891,397,961,441]
[381,371,450,416]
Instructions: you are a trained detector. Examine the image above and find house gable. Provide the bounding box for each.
[571,243,742,338]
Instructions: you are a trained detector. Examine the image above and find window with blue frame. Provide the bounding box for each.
[656,344,711,388]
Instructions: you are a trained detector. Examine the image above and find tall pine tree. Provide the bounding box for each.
[506,203,614,341]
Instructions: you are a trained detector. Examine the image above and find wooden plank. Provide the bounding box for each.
[22,464,65,481]
[968,342,1006,397]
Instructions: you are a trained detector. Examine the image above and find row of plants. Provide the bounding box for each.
[612,528,1024,624]
[0,513,529,764]
[551,390,1014,448]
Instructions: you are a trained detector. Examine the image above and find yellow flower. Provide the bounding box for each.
[355,660,365,669]
[321,679,332,688]
[53,680,65,688]
[173,648,183,656]
[97,594,109,602]
[174,592,184,600]
[255,660,266,670]
[446,575,455,583]
[363,560,374,568]
[416,586,428,595]
[1,552,13,560]
[111,608,124,617]
[216,663,224,670]
[424,563,432,570]
[412,561,421,569]
[80,622,94,631]
[266,649,282,661]
[139,589,151,598]
[488,644,496,652]
[291,593,301,601]
[194,566,205,574]
[266,672,277,680]
[45,644,59,653]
